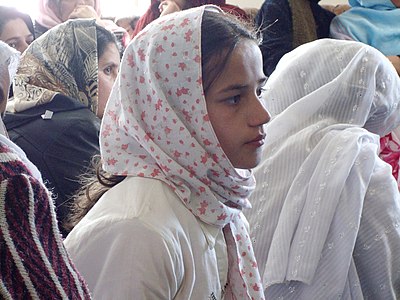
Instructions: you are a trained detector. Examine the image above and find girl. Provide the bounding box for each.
[246,39,400,299]
[65,5,270,299]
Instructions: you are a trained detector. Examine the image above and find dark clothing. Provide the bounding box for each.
[34,21,48,39]
[255,0,335,76]
[4,94,100,236]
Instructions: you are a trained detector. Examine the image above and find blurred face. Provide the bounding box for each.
[97,43,120,118]
[0,18,34,53]
[54,0,96,22]
[205,40,271,169]
[116,19,134,38]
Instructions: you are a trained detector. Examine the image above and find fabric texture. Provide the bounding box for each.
[244,39,400,299]
[65,176,229,299]
[36,0,101,31]
[12,19,99,114]
[0,41,20,135]
[0,40,91,299]
[5,19,103,236]
[0,42,19,88]
[0,139,92,299]
[255,0,335,76]
[100,5,263,298]
[330,0,400,56]
[4,94,101,237]
[131,0,249,38]
[380,130,400,189]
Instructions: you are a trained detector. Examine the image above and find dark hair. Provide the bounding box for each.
[201,10,257,93]
[64,10,257,232]
[0,6,35,38]
[95,24,117,58]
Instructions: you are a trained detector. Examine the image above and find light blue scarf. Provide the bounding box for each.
[330,0,400,56]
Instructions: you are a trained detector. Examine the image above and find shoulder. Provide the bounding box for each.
[74,177,196,234]
[64,203,185,299]
[0,140,33,180]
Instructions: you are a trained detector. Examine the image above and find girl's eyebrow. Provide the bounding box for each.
[219,77,268,93]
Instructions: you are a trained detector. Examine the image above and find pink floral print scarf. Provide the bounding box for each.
[100,5,263,299]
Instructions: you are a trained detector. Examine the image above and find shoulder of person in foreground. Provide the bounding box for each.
[0,139,91,299]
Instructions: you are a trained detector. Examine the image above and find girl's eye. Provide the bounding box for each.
[8,42,17,49]
[257,87,266,98]
[104,66,112,75]
[226,95,240,105]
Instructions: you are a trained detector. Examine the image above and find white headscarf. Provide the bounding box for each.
[100,5,263,299]
[0,41,19,91]
[0,41,19,136]
[247,39,400,296]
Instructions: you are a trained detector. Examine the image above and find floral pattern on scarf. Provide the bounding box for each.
[100,5,263,299]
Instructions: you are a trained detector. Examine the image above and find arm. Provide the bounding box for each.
[0,174,91,299]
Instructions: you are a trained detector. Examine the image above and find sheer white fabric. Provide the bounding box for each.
[245,39,400,299]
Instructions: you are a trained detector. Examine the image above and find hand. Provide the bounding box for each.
[391,0,400,8]
[158,1,182,17]
[388,56,400,76]
[68,4,99,20]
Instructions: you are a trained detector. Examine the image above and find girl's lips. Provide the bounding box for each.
[246,134,266,147]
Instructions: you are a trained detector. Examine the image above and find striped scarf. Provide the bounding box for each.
[0,141,91,299]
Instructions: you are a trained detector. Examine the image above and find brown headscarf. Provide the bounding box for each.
[13,19,99,113]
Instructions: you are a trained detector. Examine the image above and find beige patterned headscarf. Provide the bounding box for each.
[13,19,99,113]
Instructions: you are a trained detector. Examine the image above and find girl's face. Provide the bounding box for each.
[205,40,270,169]
[97,42,120,118]
[0,18,34,53]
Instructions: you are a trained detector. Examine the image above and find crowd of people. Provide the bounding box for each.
[0,0,399,299]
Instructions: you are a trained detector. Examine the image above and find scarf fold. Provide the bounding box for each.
[100,6,263,299]
[247,38,400,296]
[12,19,99,114]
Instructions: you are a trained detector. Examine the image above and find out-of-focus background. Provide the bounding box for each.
[0,0,349,20]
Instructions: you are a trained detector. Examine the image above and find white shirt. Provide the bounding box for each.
[64,176,229,299]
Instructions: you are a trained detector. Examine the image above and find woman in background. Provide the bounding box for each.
[0,6,35,54]
[35,0,101,37]
[0,40,91,300]
[132,0,250,38]
[246,39,400,299]
[4,19,120,237]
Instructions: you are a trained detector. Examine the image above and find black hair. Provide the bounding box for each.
[201,10,257,93]
[0,6,35,38]
[95,24,118,59]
